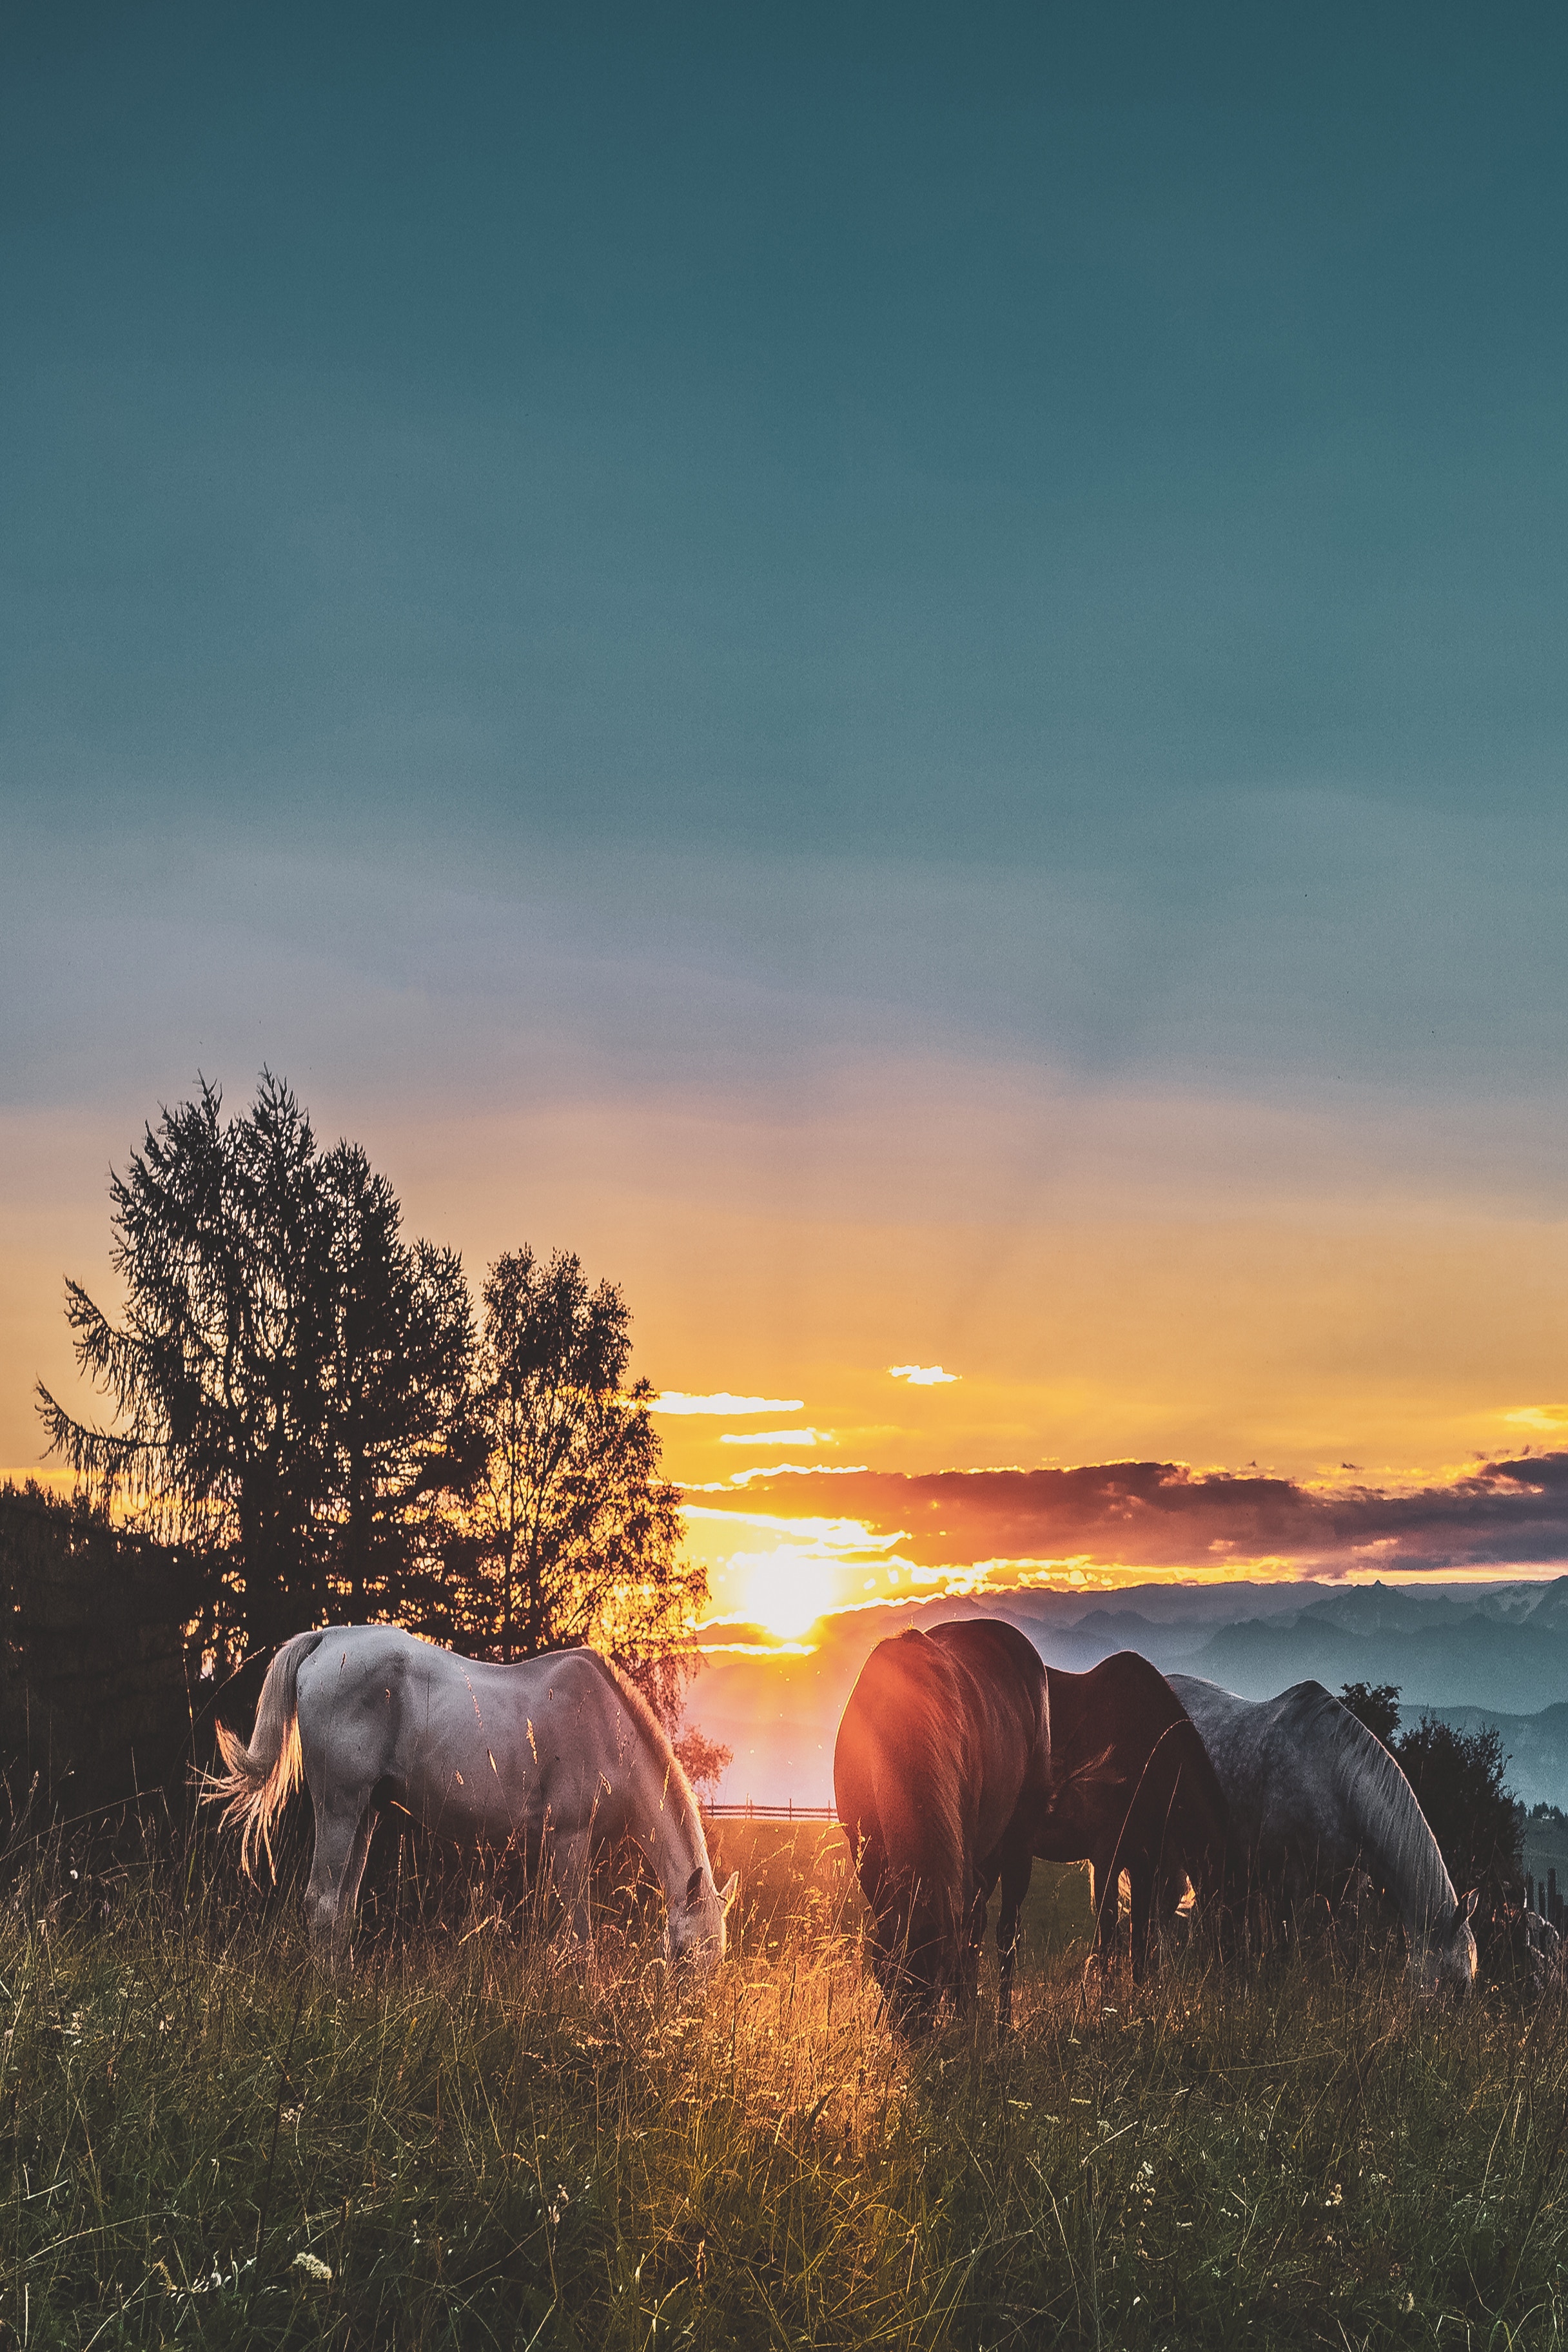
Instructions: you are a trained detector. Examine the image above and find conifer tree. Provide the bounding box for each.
[38,1075,474,1654]
[463,1247,701,1721]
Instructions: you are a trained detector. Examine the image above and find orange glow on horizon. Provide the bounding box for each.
[12,1074,1568,1600]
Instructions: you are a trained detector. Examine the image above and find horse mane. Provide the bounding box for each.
[1275,1681,1456,1931]
[876,1633,966,1923]
[839,1631,967,1960]
[588,1651,704,1830]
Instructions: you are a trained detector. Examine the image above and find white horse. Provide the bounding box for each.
[210,1626,737,1973]
[1168,1675,1476,1993]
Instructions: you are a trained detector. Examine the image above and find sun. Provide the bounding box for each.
[740,1548,839,1642]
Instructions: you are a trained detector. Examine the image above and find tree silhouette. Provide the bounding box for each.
[462,1247,701,1720]
[1342,1681,1522,1915]
[37,1075,475,1654]
[1394,1712,1521,1911]
[317,1141,477,1620]
[1338,1681,1402,1747]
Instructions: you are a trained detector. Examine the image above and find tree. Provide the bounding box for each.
[316,1142,477,1619]
[1340,1682,1521,1908]
[1339,1682,1402,1748]
[673,1724,733,1805]
[462,1247,704,1720]
[37,1075,475,1654]
[1394,1714,1522,1910]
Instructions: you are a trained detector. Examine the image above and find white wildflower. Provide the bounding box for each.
[292,2250,333,2285]
[1324,2182,1343,2209]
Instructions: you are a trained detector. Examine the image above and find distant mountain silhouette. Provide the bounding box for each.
[1178,1592,1568,1714]
[1403,1702,1568,1811]
[689,1577,1568,1807]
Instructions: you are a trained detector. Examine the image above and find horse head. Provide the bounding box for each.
[1409,1887,1478,1996]
[665,1865,739,1976]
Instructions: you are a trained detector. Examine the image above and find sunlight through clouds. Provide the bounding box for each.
[683,1503,910,1628]
[718,1427,832,1446]
[654,1393,805,1415]
[735,1548,841,1641]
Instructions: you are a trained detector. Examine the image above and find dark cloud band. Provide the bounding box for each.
[694,1453,1568,1576]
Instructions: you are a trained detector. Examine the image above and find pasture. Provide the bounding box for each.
[4,1816,1568,2349]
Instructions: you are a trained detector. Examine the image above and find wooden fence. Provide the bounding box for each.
[706,1801,838,1821]
[1525,1870,1563,1931]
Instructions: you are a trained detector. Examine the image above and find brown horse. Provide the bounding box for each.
[834,1620,1051,2032]
[1031,1652,1231,1978]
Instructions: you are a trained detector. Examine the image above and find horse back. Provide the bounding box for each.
[294,1629,645,1846]
[834,1630,962,1861]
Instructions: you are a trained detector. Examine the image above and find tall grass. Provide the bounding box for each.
[4,1812,1568,2348]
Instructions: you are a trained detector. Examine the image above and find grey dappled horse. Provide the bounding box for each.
[1169,1674,1476,1993]
[210,1627,736,1973]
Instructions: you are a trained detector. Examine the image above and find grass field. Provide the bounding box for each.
[5,1816,1568,2349]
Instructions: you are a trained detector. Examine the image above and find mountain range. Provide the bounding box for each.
[692,1577,1568,1808]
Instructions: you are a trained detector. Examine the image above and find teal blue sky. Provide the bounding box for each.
[8,6,1568,1060]
[6,5,1568,1504]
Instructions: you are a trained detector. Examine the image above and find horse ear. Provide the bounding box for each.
[686,1867,704,1906]
[719,1870,740,1914]
[1458,1887,1478,1925]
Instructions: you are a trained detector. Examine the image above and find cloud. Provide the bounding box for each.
[683,1504,901,1560]
[687,1453,1568,1577]
[718,1427,832,1446]
[889,1364,959,1386]
[654,1392,805,1415]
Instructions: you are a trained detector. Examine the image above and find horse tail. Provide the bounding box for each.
[206,1630,326,1879]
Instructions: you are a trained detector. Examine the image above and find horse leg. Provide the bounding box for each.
[995,1838,1033,2032]
[959,1876,988,2011]
[1128,1861,1154,1983]
[305,1790,377,1964]
[1090,1852,1124,1974]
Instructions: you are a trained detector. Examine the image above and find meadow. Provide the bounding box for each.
[4,1815,1568,2351]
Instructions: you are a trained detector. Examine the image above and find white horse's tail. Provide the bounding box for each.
[206,1630,326,1878]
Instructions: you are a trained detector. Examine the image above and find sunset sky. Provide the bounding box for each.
[7,5,1568,1627]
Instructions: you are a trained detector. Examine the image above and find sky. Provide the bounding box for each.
[6,3,1568,1625]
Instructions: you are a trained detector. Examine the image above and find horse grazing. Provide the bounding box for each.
[834,1620,1051,2032]
[1032,1653,1231,1979]
[209,1626,737,1974]
[1169,1674,1476,1994]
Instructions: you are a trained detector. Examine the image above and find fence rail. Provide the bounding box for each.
[705,1800,838,1821]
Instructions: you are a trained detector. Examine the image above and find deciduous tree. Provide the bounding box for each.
[1395,1712,1521,1909]
[1338,1681,1402,1748]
